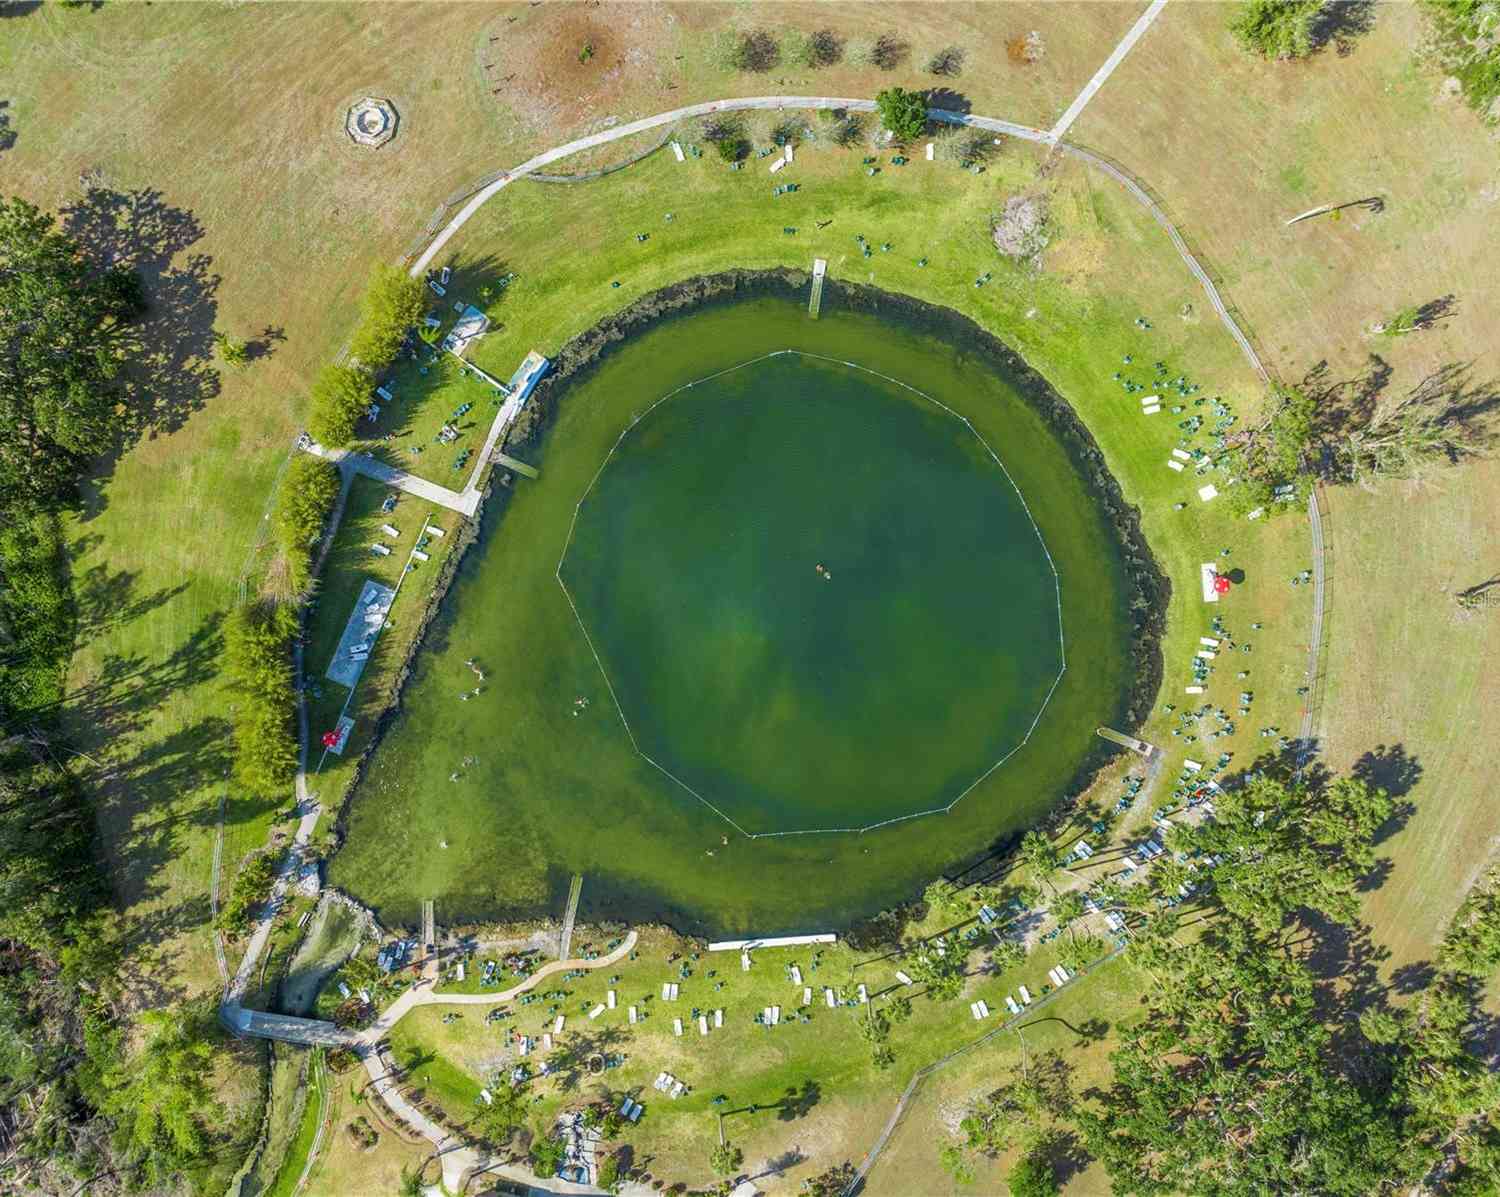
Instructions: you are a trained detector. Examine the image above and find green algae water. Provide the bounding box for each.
[331,294,1134,935]
[559,351,1063,835]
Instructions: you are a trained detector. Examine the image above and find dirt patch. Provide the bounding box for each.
[479,4,679,134]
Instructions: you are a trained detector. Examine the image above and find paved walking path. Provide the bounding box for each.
[1049,0,1171,142]
[300,441,479,516]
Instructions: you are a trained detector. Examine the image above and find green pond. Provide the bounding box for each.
[330,294,1135,936]
[559,351,1063,835]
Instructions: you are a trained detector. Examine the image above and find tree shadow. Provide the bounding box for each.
[1038,1128,1092,1189]
[752,1148,806,1181]
[1308,0,1377,55]
[1389,959,1436,995]
[60,185,221,512]
[0,1,43,16]
[923,87,972,118]
[0,100,15,155]
[774,1078,820,1122]
[244,324,286,363]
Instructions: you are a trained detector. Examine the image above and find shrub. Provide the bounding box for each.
[870,32,909,70]
[307,362,372,447]
[1229,0,1322,59]
[347,263,425,371]
[217,848,281,936]
[732,30,780,73]
[926,45,966,76]
[805,28,844,67]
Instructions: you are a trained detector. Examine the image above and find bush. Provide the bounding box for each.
[217,848,281,936]
[307,362,372,447]
[870,32,909,70]
[274,456,342,594]
[804,28,843,67]
[732,29,780,72]
[224,599,298,796]
[1229,0,1322,59]
[926,45,966,76]
[875,86,927,142]
[348,263,425,371]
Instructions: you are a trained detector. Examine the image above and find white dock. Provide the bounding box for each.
[709,933,836,952]
[809,258,828,318]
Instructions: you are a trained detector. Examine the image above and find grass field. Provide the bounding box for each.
[377,925,1098,1192]
[5,0,1499,1189]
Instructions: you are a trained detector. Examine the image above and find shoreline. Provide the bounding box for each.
[327,268,1168,936]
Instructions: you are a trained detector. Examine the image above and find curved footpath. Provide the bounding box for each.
[221,90,1326,1195]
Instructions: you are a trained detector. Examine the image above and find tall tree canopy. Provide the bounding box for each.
[0,196,144,513]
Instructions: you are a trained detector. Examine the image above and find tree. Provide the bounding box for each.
[924,877,969,919]
[1057,933,1104,974]
[224,599,299,795]
[1018,830,1062,897]
[0,196,146,514]
[905,939,966,1002]
[348,263,425,371]
[869,32,909,71]
[991,940,1027,973]
[1186,772,1392,935]
[1049,890,1084,933]
[213,330,250,367]
[307,361,373,447]
[1007,1147,1059,1197]
[801,1162,857,1196]
[1226,386,1315,516]
[530,1127,567,1177]
[273,454,342,593]
[1335,381,1489,484]
[710,1140,743,1175]
[804,29,843,67]
[1440,869,1500,979]
[100,1004,218,1189]
[944,1053,1073,1189]
[731,30,780,73]
[1229,0,1322,59]
[927,45,966,77]
[874,87,927,142]
[597,1149,623,1193]
[475,1083,528,1153]
[398,1164,424,1197]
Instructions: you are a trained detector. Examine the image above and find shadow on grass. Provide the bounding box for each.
[61,185,221,519]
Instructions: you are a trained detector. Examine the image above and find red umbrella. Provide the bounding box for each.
[1213,574,1231,595]
[321,730,340,748]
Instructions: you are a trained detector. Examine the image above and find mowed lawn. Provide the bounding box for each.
[328,123,1314,930]
[381,926,1105,1193]
[1071,0,1500,968]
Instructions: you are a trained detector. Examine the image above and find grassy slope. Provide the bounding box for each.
[1070,0,1500,970]
[384,926,1101,1193]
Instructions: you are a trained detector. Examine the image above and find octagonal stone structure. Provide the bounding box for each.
[557,351,1066,838]
[345,96,398,148]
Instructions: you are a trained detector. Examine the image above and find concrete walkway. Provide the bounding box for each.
[1049,0,1170,142]
[301,441,479,517]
